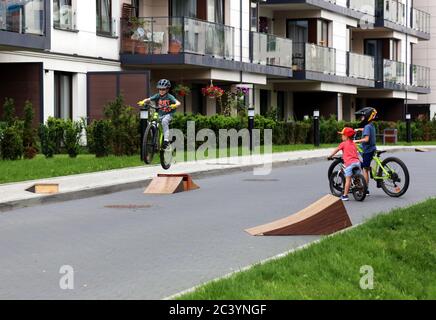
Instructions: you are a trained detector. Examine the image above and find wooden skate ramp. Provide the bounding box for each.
[246,195,352,236]
[144,174,199,194]
[26,184,59,195]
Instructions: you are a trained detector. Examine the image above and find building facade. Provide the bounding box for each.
[0,0,431,125]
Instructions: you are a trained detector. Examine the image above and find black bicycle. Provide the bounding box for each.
[140,103,175,170]
[328,157,368,202]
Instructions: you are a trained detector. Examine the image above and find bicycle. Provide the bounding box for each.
[328,145,410,198]
[328,157,368,201]
[140,102,175,170]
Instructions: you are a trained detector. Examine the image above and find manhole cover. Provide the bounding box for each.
[105,204,152,209]
[243,179,280,182]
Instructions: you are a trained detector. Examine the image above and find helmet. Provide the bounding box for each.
[355,107,377,127]
[338,127,356,138]
[157,79,171,90]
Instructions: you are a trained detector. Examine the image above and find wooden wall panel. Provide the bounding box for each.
[119,73,149,107]
[87,74,118,122]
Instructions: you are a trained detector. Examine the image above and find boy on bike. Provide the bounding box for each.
[328,127,361,202]
[354,107,378,195]
[138,79,181,149]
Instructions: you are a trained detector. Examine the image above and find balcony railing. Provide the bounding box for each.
[251,32,293,68]
[121,17,234,60]
[349,0,375,14]
[411,64,430,88]
[382,0,406,26]
[383,59,406,85]
[305,43,336,75]
[53,5,76,31]
[348,52,375,80]
[412,7,430,34]
[0,0,45,35]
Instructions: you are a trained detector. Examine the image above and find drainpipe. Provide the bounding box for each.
[240,0,243,83]
[405,0,409,120]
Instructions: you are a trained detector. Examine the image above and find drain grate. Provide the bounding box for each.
[105,204,152,209]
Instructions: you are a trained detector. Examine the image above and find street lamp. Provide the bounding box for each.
[140,107,149,160]
[248,108,255,151]
[406,113,412,143]
[313,109,320,147]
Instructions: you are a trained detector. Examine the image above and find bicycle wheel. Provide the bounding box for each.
[352,174,368,202]
[160,144,174,170]
[377,157,410,198]
[329,170,345,197]
[328,158,343,179]
[142,124,157,165]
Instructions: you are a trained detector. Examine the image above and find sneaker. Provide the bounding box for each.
[366,190,371,197]
[162,140,170,149]
[341,195,350,201]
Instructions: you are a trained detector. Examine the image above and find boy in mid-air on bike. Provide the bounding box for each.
[328,127,361,202]
[353,107,378,196]
[138,79,181,149]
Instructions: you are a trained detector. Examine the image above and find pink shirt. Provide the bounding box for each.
[339,140,360,167]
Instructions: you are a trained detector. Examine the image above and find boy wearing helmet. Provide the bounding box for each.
[354,107,378,194]
[139,79,181,149]
[328,127,361,201]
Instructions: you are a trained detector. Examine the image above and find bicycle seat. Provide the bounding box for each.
[376,150,387,157]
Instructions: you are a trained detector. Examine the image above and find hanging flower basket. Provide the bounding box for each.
[235,86,250,100]
[174,84,191,97]
[202,84,225,99]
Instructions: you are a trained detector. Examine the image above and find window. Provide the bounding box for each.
[54,72,73,120]
[317,20,328,46]
[250,0,258,32]
[54,0,75,30]
[207,0,223,24]
[171,0,197,17]
[391,39,399,61]
[96,0,112,35]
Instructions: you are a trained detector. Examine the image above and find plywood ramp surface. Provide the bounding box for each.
[246,195,352,236]
[144,176,185,194]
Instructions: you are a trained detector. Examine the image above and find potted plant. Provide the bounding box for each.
[168,24,183,54]
[201,84,225,99]
[126,17,148,54]
[174,84,191,98]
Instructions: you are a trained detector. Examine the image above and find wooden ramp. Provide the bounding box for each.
[415,148,429,153]
[144,174,200,194]
[26,184,59,195]
[245,195,352,236]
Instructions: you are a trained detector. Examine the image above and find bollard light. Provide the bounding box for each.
[248,108,255,151]
[405,113,412,120]
[139,107,149,161]
[248,108,255,119]
[313,109,320,147]
[140,107,149,120]
[313,110,320,118]
[406,113,412,143]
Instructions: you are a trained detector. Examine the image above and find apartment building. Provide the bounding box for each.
[0,0,148,126]
[254,0,431,121]
[409,0,435,120]
[0,0,431,126]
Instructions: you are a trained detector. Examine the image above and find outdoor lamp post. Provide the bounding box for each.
[313,109,320,147]
[140,106,149,160]
[248,108,255,151]
[406,113,412,143]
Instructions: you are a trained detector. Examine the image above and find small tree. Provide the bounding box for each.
[2,98,16,127]
[1,125,23,160]
[64,119,83,158]
[22,100,38,159]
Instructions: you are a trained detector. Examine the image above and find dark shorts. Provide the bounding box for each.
[361,151,375,169]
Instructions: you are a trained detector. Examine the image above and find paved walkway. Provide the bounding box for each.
[0,146,434,210]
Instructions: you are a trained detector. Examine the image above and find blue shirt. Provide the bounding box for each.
[150,93,177,117]
[361,123,377,154]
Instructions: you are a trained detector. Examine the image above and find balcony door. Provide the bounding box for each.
[171,0,197,18]
[365,39,384,82]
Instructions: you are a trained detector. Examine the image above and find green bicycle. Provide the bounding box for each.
[141,103,175,170]
[328,145,410,198]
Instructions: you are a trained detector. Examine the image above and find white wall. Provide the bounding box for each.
[51,0,121,60]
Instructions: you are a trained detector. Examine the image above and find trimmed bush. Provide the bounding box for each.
[23,101,38,159]
[64,119,83,158]
[1,125,23,160]
[88,120,112,158]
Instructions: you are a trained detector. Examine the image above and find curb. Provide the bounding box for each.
[0,147,434,213]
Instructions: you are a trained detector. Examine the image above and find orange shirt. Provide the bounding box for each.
[339,140,360,167]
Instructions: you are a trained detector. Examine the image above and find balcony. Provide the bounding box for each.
[120,17,292,78]
[348,52,375,81]
[411,64,430,89]
[383,59,406,85]
[251,32,293,68]
[293,43,335,74]
[375,0,431,39]
[0,0,50,50]
[121,17,234,59]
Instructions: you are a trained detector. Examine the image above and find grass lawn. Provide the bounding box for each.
[0,141,434,184]
[179,198,436,300]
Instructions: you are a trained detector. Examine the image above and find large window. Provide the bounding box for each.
[54,72,72,120]
[96,0,112,35]
[53,0,75,30]
[317,20,328,46]
[0,0,45,35]
[207,0,223,24]
[171,0,197,17]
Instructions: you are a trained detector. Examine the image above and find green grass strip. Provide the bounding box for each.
[179,198,436,300]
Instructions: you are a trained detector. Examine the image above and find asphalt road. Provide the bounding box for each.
[0,151,435,300]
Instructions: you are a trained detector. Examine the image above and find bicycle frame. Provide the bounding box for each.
[356,144,394,181]
[147,108,165,149]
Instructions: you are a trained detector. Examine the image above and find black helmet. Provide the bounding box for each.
[157,79,171,89]
[355,107,377,127]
